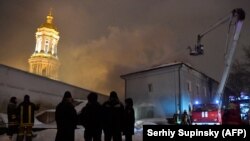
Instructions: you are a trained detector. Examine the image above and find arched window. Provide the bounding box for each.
[45,40,49,53]
[42,68,46,76]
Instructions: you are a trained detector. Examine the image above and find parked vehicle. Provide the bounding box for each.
[191,104,222,125]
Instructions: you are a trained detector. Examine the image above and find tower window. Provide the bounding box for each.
[45,40,49,53]
[196,84,200,97]
[148,83,153,92]
[42,68,46,76]
[203,87,207,97]
[187,81,192,92]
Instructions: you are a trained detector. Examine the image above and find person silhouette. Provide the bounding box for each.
[55,91,78,141]
[102,91,124,141]
[181,110,191,125]
[7,96,18,139]
[123,98,135,141]
[79,92,102,141]
[16,95,39,141]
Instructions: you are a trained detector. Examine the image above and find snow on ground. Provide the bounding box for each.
[0,128,142,141]
[0,117,169,141]
[1,102,170,141]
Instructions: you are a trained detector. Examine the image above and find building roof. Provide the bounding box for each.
[120,61,217,82]
[0,64,104,96]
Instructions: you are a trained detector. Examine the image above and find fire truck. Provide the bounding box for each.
[191,103,222,125]
[188,8,245,125]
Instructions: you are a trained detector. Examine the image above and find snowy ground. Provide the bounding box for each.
[0,128,142,141]
[1,114,169,141]
[0,124,143,141]
[0,100,170,141]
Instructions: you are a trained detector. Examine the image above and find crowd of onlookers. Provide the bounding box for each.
[6,90,135,141]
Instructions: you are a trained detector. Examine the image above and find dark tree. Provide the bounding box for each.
[227,45,250,95]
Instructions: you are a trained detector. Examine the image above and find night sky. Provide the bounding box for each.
[0,0,250,98]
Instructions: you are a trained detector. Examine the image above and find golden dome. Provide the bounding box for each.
[40,9,58,30]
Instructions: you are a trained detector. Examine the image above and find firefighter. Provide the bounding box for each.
[181,110,191,125]
[7,96,18,139]
[16,95,39,141]
[172,110,181,124]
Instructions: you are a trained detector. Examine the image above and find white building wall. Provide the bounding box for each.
[0,64,108,112]
[122,62,219,120]
[124,66,181,119]
[181,65,218,110]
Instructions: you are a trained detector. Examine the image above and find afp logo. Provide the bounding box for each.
[222,129,246,138]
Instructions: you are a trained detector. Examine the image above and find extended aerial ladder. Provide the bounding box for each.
[188,8,245,120]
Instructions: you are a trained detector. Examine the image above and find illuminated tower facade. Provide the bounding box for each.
[28,11,60,80]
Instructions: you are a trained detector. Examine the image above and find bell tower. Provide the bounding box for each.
[28,10,60,80]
